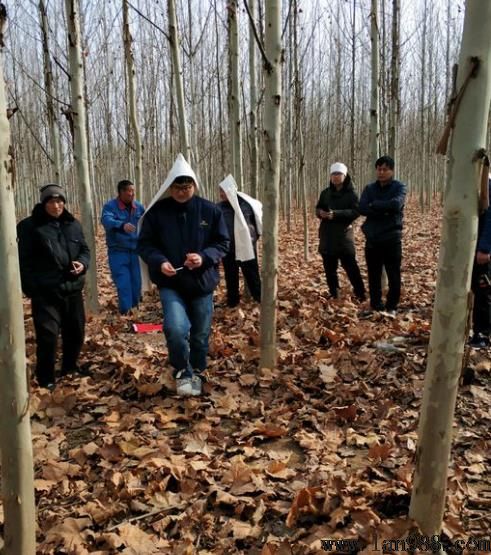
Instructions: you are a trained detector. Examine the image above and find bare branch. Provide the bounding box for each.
[127,1,170,42]
[243,0,272,72]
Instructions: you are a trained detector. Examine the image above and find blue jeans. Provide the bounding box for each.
[159,288,214,378]
[108,250,142,314]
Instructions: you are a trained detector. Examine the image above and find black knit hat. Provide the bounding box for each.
[40,184,66,204]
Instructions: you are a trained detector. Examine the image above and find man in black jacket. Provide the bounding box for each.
[138,156,229,397]
[218,176,262,307]
[359,156,406,313]
[17,184,90,390]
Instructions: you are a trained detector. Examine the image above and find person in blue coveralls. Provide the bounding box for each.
[101,180,145,314]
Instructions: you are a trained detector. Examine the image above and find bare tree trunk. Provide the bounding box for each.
[388,0,400,159]
[168,0,191,162]
[228,1,243,190]
[369,0,380,163]
[349,0,356,170]
[0,7,36,551]
[65,0,99,312]
[39,0,62,182]
[409,0,491,535]
[260,0,282,370]
[293,0,308,261]
[123,0,143,199]
[248,0,258,198]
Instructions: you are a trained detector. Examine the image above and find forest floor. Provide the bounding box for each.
[3,199,491,554]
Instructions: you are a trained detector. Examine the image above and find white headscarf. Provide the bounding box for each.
[138,154,199,291]
[219,175,262,262]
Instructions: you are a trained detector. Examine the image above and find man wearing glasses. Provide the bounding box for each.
[138,155,230,397]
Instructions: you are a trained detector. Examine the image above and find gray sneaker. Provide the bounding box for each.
[191,374,202,396]
[175,370,194,397]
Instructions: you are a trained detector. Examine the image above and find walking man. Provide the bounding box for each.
[138,155,229,397]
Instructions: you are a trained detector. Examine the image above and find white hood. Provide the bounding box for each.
[219,175,262,262]
[138,154,199,291]
[144,153,199,215]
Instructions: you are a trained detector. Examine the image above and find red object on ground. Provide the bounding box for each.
[132,323,163,333]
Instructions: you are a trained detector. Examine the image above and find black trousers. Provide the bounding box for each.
[471,260,491,335]
[31,291,85,385]
[365,240,402,310]
[222,253,261,306]
[321,253,365,299]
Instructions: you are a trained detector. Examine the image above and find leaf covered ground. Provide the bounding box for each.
[4,200,491,554]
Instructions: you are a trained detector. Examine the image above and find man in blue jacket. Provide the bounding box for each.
[137,155,229,397]
[470,177,491,347]
[101,180,144,314]
[359,156,407,313]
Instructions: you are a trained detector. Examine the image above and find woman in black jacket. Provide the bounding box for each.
[316,163,365,301]
[17,184,90,390]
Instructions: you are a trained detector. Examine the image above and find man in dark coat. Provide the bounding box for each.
[137,155,229,397]
[470,176,491,347]
[316,162,365,301]
[218,176,262,307]
[359,155,406,313]
[17,184,90,390]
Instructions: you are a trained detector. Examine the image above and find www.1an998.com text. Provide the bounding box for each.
[321,533,491,552]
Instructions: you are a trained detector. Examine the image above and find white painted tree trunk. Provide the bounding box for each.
[260,0,282,370]
[0,15,36,551]
[409,0,491,535]
[123,0,143,200]
[65,0,99,312]
[168,0,191,163]
[39,0,62,182]
[228,1,243,191]
[369,0,379,163]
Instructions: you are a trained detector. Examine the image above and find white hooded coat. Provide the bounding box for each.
[138,154,199,291]
[218,175,262,262]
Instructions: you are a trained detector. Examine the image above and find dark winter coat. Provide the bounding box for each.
[137,195,230,297]
[316,175,360,256]
[17,204,90,298]
[477,180,491,253]
[359,179,406,246]
[218,196,259,254]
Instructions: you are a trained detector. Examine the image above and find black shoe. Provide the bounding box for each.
[61,364,91,377]
[38,381,56,391]
[469,333,489,348]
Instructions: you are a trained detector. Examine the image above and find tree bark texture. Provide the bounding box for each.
[0,23,37,553]
[409,0,491,535]
[65,0,99,312]
[260,0,282,370]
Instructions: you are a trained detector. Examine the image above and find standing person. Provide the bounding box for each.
[101,180,145,314]
[470,176,491,347]
[359,155,407,313]
[17,184,90,390]
[218,175,262,307]
[316,162,366,301]
[137,155,229,397]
